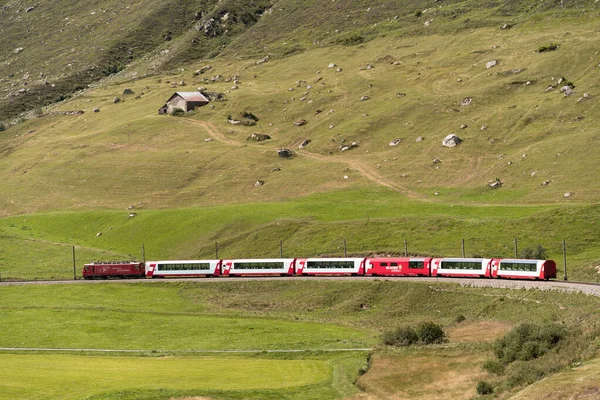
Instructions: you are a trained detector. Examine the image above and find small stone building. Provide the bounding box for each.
[158,92,209,114]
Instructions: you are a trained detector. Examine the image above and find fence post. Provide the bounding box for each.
[461,238,465,257]
[514,238,518,258]
[404,239,408,257]
[344,239,347,257]
[142,243,146,263]
[563,239,567,281]
[280,240,283,258]
[215,242,219,259]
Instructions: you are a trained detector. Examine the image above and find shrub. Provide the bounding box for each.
[519,244,547,259]
[416,321,446,344]
[414,10,422,17]
[537,43,559,53]
[493,323,566,365]
[455,314,466,324]
[383,326,418,347]
[171,108,185,116]
[476,380,494,395]
[483,359,505,375]
[241,111,259,121]
[0,122,5,132]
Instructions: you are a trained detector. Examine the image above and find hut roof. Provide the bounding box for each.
[167,92,209,103]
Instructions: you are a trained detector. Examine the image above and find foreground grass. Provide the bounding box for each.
[0,354,331,400]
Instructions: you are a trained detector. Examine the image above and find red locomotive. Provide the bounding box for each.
[82,261,145,279]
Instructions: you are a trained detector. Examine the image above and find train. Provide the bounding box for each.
[82,257,557,280]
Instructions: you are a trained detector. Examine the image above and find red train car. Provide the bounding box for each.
[83,261,145,279]
[366,257,432,276]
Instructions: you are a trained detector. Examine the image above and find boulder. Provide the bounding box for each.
[389,138,402,146]
[294,119,307,126]
[416,136,424,142]
[442,134,462,147]
[461,97,472,106]
[113,97,121,104]
[122,88,135,95]
[255,180,265,187]
[277,148,294,158]
[247,133,271,142]
[360,95,370,101]
[560,85,574,96]
[486,60,498,69]
[298,139,311,149]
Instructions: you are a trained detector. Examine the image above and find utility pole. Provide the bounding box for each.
[343,239,347,257]
[72,246,76,280]
[514,238,518,258]
[141,244,146,263]
[215,242,219,259]
[279,240,283,258]
[404,239,408,257]
[563,239,567,281]
[461,238,465,257]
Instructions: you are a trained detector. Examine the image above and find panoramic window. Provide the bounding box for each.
[307,261,355,269]
[499,261,537,272]
[441,261,482,270]
[233,262,284,270]
[157,263,211,271]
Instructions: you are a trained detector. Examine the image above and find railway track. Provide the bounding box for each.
[2,276,600,296]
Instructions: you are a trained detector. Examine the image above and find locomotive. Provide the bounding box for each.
[83,257,556,280]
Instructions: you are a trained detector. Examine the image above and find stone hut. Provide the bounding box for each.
[158,92,209,114]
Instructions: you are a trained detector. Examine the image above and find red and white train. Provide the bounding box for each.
[83,257,557,280]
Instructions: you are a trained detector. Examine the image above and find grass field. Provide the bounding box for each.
[1,281,600,399]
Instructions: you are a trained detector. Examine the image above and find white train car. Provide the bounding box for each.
[492,259,557,280]
[221,258,296,276]
[295,258,367,275]
[431,258,492,278]
[145,260,221,278]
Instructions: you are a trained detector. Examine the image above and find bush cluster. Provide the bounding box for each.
[0,121,5,132]
[171,108,185,116]
[519,244,547,259]
[492,323,566,364]
[383,321,446,347]
[537,43,559,52]
[476,380,494,395]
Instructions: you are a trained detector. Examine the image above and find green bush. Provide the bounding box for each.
[537,43,559,53]
[171,108,185,116]
[483,359,505,375]
[476,380,494,395]
[493,323,566,365]
[416,321,446,344]
[0,121,5,132]
[383,326,418,347]
[455,314,466,324]
[519,244,547,260]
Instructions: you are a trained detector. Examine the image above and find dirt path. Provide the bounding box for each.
[181,118,428,200]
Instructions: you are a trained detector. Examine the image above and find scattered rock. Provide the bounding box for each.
[298,139,311,149]
[500,23,513,30]
[96,232,102,237]
[93,108,100,113]
[442,134,462,147]
[461,97,472,106]
[389,138,402,146]
[396,93,406,98]
[122,88,135,95]
[14,47,24,53]
[336,67,343,72]
[488,179,502,189]
[577,93,591,103]
[340,142,358,152]
[564,191,574,198]
[194,65,212,75]
[486,60,498,69]
[481,125,488,131]
[328,63,337,68]
[247,133,271,142]
[271,167,281,172]
[204,138,213,142]
[560,85,574,96]
[25,6,35,12]
[416,136,424,142]
[424,19,433,26]
[294,119,308,126]
[360,95,370,101]
[432,158,442,164]
[277,148,294,158]
[255,56,269,65]
[113,97,121,104]
[329,124,335,129]
[460,124,468,129]
[128,213,137,218]
[541,180,552,186]
[255,180,265,187]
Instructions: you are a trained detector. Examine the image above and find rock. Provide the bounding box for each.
[442,134,462,147]
[255,56,269,65]
[255,180,265,187]
[577,93,591,103]
[298,139,311,149]
[14,47,24,53]
[194,65,212,75]
[122,88,135,95]
[392,61,401,65]
[336,67,343,72]
[360,95,370,101]
[329,124,335,129]
[25,6,35,12]
[500,23,512,29]
[328,63,337,68]
[560,85,575,96]
[128,205,135,210]
[179,81,186,86]
[424,19,433,26]
[416,136,424,142]
[247,133,271,142]
[294,119,307,126]
[488,179,502,189]
[481,125,488,131]
[277,148,294,158]
[541,180,552,186]
[128,213,137,218]
[96,232,102,237]
[461,97,472,106]
[272,167,281,172]
[93,108,100,113]
[204,138,213,142]
[389,138,402,146]
[396,93,406,98]
[432,158,442,164]
[113,97,121,104]
[340,142,358,152]
[486,60,498,69]
[228,119,241,125]
[460,124,467,129]
[564,191,574,197]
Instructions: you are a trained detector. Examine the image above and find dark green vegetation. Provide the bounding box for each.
[383,321,446,347]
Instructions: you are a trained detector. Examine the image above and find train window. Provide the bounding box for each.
[390,263,398,267]
[441,261,482,270]
[307,261,354,269]
[380,262,388,267]
[500,262,537,272]
[233,262,284,269]
[157,263,211,271]
[409,261,424,269]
